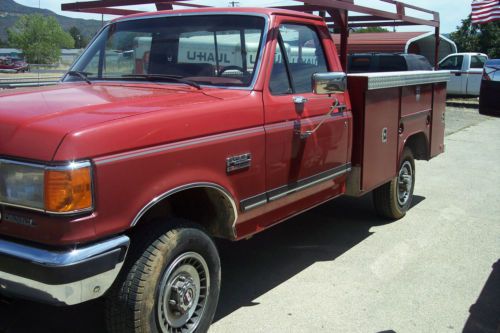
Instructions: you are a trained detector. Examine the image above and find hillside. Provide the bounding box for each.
[0,0,104,44]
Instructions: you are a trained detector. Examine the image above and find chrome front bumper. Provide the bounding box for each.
[0,235,129,305]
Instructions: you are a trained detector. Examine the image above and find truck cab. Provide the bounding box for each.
[438,52,488,96]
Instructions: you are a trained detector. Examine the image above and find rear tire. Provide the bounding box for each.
[106,220,220,333]
[373,147,415,219]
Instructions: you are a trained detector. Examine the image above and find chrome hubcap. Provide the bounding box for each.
[397,161,413,206]
[171,274,197,314]
[157,252,209,333]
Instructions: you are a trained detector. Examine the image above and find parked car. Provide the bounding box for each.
[347,53,433,73]
[0,56,30,73]
[479,59,500,115]
[438,52,488,96]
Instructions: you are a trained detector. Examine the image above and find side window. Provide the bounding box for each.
[75,30,153,78]
[269,42,292,95]
[471,56,486,69]
[278,24,328,94]
[439,55,464,70]
[104,31,152,76]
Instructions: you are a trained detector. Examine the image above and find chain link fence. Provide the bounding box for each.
[0,64,67,89]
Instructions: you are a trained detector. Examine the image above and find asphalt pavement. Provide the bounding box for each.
[0,105,499,333]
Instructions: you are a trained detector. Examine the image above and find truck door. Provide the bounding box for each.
[466,55,487,95]
[262,21,350,202]
[439,54,465,94]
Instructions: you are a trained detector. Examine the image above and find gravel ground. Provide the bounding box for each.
[0,104,497,333]
[445,105,486,136]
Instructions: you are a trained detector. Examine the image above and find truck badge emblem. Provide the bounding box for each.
[226,153,252,173]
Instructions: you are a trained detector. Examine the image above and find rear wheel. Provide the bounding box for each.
[373,147,415,219]
[106,221,220,333]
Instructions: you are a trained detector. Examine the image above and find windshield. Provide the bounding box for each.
[65,15,265,88]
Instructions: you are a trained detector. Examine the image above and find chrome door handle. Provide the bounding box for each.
[293,96,308,104]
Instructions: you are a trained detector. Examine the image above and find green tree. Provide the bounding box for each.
[450,15,500,58]
[353,27,390,33]
[7,14,74,64]
[69,26,88,49]
[0,38,7,47]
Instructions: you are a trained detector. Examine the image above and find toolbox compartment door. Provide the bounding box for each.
[430,82,446,157]
[361,88,399,190]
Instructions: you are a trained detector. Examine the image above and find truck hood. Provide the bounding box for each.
[0,83,225,161]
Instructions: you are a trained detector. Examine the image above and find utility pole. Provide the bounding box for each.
[229,1,239,7]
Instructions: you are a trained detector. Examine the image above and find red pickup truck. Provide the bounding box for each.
[0,7,448,333]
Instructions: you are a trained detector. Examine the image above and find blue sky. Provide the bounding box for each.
[16,0,472,33]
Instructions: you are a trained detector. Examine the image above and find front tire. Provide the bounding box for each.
[106,221,221,333]
[373,147,415,219]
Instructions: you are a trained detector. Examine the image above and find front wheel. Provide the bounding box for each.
[106,221,221,333]
[373,147,415,219]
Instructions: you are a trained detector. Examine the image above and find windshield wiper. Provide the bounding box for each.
[67,70,92,85]
[121,74,201,90]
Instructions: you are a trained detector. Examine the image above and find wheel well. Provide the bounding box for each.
[133,186,237,240]
[405,132,429,160]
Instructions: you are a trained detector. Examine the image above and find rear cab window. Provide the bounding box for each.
[470,55,487,69]
[439,55,464,71]
[349,56,372,73]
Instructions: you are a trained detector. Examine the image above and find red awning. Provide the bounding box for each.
[331,32,425,54]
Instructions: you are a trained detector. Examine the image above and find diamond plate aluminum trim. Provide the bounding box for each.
[348,71,451,90]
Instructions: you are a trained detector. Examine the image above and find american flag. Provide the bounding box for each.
[471,0,500,24]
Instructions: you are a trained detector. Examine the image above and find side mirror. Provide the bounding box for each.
[312,72,347,95]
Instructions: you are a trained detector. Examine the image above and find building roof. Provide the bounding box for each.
[332,32,426,53]
[0,48,22,53]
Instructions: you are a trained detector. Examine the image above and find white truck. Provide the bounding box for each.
[438,52,488,96]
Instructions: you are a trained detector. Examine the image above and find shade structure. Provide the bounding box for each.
[332,31,457,64]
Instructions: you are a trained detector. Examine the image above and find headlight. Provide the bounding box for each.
[0,160,93,214]
[0,162,45,210]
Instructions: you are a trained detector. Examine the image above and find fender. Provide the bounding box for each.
[399,130,430,161]
[131,182,238,237]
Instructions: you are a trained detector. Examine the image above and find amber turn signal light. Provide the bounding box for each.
[44,167,93,213]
